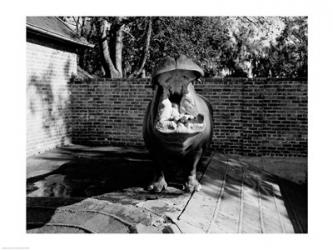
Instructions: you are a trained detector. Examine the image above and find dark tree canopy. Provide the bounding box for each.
[60,16,307,79]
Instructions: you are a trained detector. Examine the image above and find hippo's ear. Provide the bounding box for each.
[176,55,204,78]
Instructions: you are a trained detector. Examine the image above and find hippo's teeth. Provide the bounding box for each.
[155,112,205,134]
[158,98,173,122]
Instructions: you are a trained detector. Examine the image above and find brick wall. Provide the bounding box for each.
[69,79,151,147]
[196,78,307,156]
[26,41,77,156]
[68,78,307,157]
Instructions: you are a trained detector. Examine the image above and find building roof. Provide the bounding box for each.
[26,16,94,48]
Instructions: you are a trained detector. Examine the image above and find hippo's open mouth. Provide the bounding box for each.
[154,70,205,134]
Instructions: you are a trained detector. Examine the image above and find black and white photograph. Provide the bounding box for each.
[1,0,333,248]
[25,15,308,233]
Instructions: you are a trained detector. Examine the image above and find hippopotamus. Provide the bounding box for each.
[143,55,213,192]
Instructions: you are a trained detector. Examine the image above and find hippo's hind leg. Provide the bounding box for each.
[147,155,168,193]
[184,148,203,192]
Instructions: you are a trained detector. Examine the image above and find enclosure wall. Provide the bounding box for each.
[68,78,307,157]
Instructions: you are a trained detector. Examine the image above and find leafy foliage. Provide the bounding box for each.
[61,16,307,78]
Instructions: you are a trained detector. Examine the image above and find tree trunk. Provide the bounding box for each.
[129,17,153,78]
[114,23,124,77]
[96,18,120,78]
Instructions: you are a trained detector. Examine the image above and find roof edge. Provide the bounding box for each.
[26,23,94,48]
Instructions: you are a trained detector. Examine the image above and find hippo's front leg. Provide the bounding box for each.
[184,148,203,192]
[147,155,168,192]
